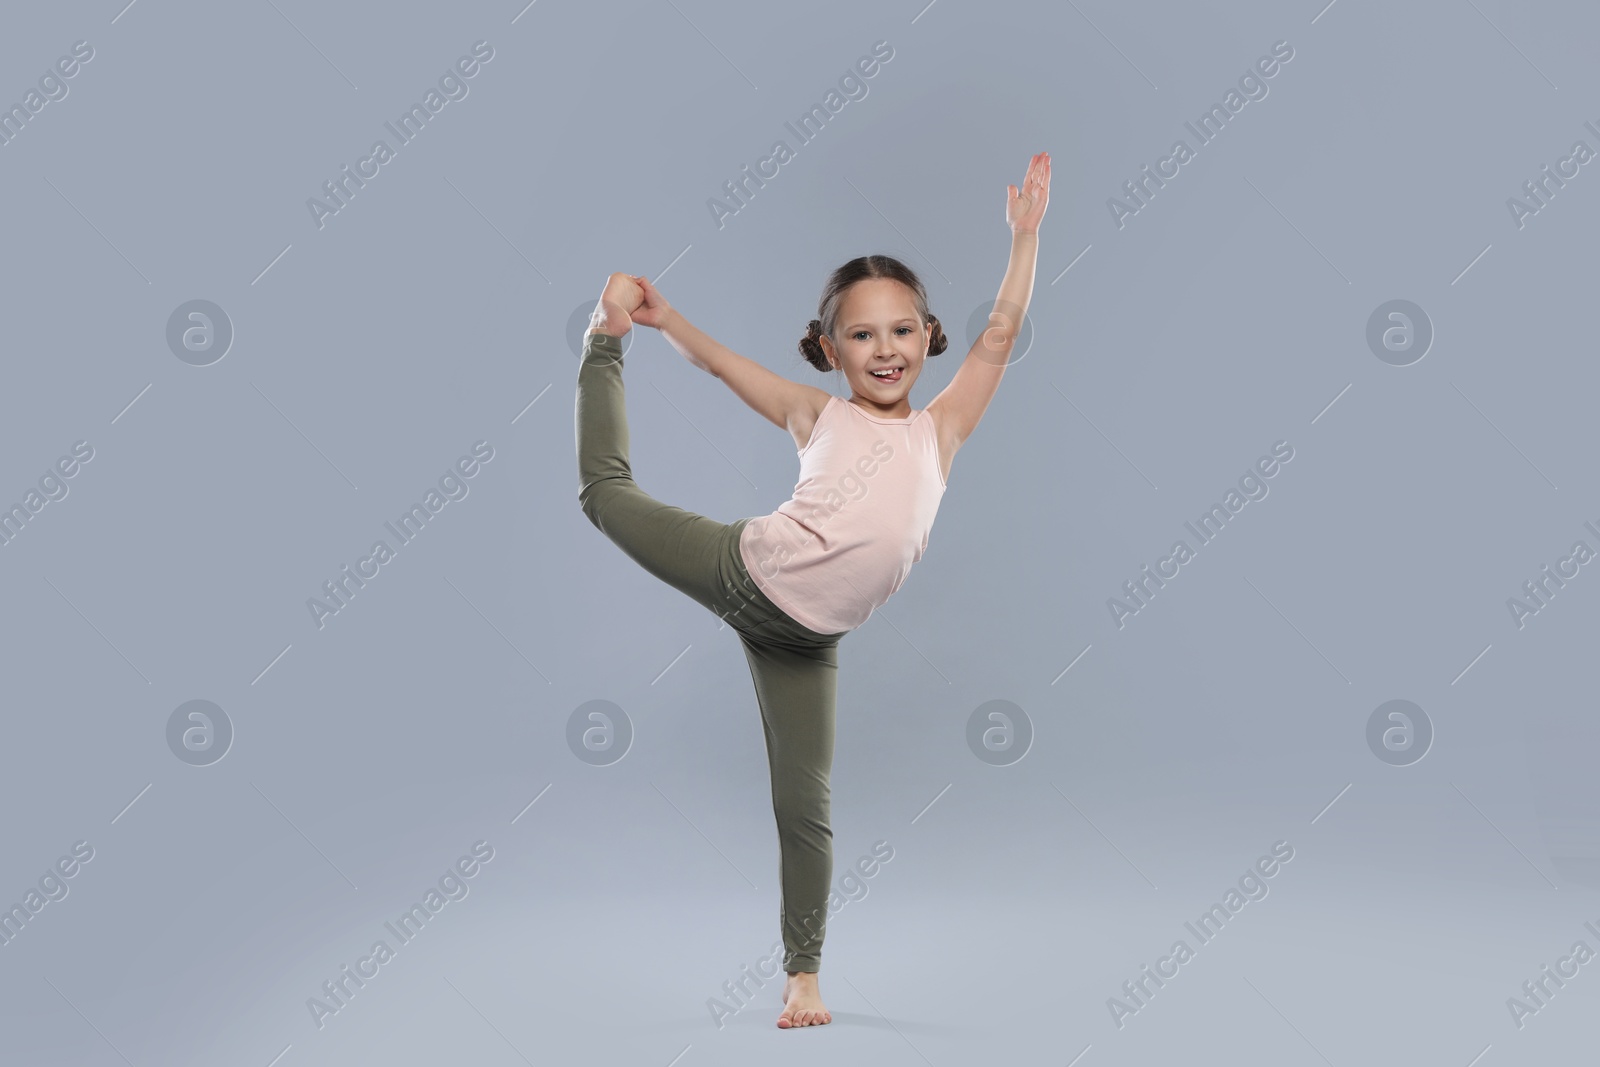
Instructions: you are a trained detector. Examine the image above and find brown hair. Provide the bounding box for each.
[798,255,948,373]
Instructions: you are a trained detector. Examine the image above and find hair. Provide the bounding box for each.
[798,255,948,373]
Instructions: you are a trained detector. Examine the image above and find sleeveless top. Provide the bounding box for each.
[738,395,947,635]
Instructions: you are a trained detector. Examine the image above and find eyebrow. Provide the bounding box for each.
[842,318,917,331]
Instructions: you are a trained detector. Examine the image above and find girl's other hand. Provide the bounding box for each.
[630,275,675,330]
[1006,152,1050,235]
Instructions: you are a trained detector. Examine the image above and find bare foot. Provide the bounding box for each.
[776,971,831,1028]
[589,273,642,338]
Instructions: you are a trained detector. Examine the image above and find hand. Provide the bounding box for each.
[629,275,675,330]
[1006,152,1050,235]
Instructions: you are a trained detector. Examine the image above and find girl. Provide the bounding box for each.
[575,152,1050,1028]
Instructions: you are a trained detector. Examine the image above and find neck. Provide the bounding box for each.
[848,395,911,419]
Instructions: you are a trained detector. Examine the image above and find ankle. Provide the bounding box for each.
[588,301,632,340]
[586,314,630,340]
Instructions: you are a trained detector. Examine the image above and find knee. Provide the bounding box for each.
[772,788,832,833]
[578,479,617,527]
[578,486,601,526]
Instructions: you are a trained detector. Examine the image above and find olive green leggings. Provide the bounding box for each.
[575,329,847,974]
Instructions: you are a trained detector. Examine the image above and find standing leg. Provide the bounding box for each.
[737,631,839,975]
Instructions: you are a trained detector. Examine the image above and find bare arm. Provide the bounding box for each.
[929,153,1051,451]
[638,285,828,435]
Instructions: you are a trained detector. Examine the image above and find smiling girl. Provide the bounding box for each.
[575,151,1050,1028]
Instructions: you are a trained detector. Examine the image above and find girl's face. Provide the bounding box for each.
[818,279,929,411]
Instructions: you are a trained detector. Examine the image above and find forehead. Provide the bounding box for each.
[839,278,918,323]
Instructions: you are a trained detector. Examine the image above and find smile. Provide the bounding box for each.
[869,367,903,382]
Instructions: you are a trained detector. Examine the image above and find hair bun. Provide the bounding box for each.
[926,314,948,357]
[799,319,829,372]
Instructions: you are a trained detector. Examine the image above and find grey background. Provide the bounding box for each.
[2,0,1596,1063]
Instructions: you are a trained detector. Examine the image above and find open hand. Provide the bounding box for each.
[1006,152,1050,235]
[629,275,675,330]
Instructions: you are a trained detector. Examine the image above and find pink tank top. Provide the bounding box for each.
[739,395,948,634]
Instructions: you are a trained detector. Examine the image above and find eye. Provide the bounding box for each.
[895,326,912,335]
[852,331,869,341]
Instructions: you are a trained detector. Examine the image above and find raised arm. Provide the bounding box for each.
[631,276,829,436]
[928,152,1051,451]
